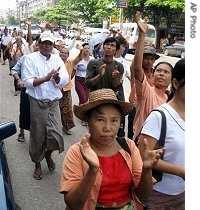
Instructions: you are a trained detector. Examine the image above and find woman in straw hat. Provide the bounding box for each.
[60,88,164,210]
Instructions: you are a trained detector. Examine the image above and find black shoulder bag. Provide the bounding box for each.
[151,109,166,182]
[116,109,166,183]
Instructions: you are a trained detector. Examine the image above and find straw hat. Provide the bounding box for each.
[74,89,132,121]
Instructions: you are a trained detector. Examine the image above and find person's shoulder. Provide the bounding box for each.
[91,58,101,62]
[50,52,61,59]
[124,137,137,149]
[89,56,95,60]
[25,51,38,59]
[114,59,123,67]
[114,60,124,73]
[88,58,100,65]
[67,142,82,154]
[52,48,59,55]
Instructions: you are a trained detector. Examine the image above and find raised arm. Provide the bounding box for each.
[25,19,33,46]
[129,63,136,104]
[37,21,47,33]
[71,47,83,79]
[139,134,185,180]
[63,133,99,209]
[135,138,165,200]
[132,11,148,83]
[67,34,77,51]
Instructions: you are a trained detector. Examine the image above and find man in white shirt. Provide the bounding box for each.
[1,28,12,65]
[21,31,69,180]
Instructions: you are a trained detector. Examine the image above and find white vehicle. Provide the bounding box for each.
[80,28,109,42]
[110,22,157,53]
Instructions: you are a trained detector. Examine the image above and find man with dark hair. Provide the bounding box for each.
[21,31,69,180]
[85,37,126,137]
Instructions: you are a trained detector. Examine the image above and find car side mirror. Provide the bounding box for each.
[0,121,17,141]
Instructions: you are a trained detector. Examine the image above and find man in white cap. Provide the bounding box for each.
[21,30,69,180]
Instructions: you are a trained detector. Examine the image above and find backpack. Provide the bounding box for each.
[117,109,167,183]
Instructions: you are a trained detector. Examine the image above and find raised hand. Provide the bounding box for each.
[51,67,60,83]
[134,11,148,33]
[76,43,83,50]
[99,64,106,77]
[37,21,47,30]
[44,69,54,81]
[80,133,99,170]
[142,138,165,169]
[25,18,31,25]
[48,21,56,29]
[112,65,120,79]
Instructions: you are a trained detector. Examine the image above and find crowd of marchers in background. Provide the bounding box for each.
[0,11,185,210]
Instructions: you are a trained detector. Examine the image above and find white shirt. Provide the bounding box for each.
[141,103,185,195]
[74,56,94,78]
[114,56,130,81]
[21,51,69,101]
[1,34,12,45]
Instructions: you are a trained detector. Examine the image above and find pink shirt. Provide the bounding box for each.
[60,138,144,210]
[133,76,168,141]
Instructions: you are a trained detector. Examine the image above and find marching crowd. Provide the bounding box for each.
[0,11,185,210]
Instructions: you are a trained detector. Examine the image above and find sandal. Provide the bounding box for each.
[45,153,55,171]
[17,133,25,142]
[33,163,42,180]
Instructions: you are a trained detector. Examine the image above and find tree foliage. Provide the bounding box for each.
[144,0,185,11]
[31,0,184,29]
[32,4,77,26]
[60,0,119,26]
[123,0,185,30]
[5,15,20,26]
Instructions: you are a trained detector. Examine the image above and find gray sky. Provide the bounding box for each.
[0,0,16,10]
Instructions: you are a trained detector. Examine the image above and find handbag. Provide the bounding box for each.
[117,109,166,183]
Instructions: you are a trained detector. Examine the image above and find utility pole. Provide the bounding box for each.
[119,7,123,30]
[117,0,128,30]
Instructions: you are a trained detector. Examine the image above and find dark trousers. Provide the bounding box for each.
[1,44,9,61]
[19,88,30,130]
[127,107,136,139]
[75,76,89,105]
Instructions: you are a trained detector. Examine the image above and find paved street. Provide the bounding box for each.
[0,49,180,210]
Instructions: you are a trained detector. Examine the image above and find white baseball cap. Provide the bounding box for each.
[40,31,55,43]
